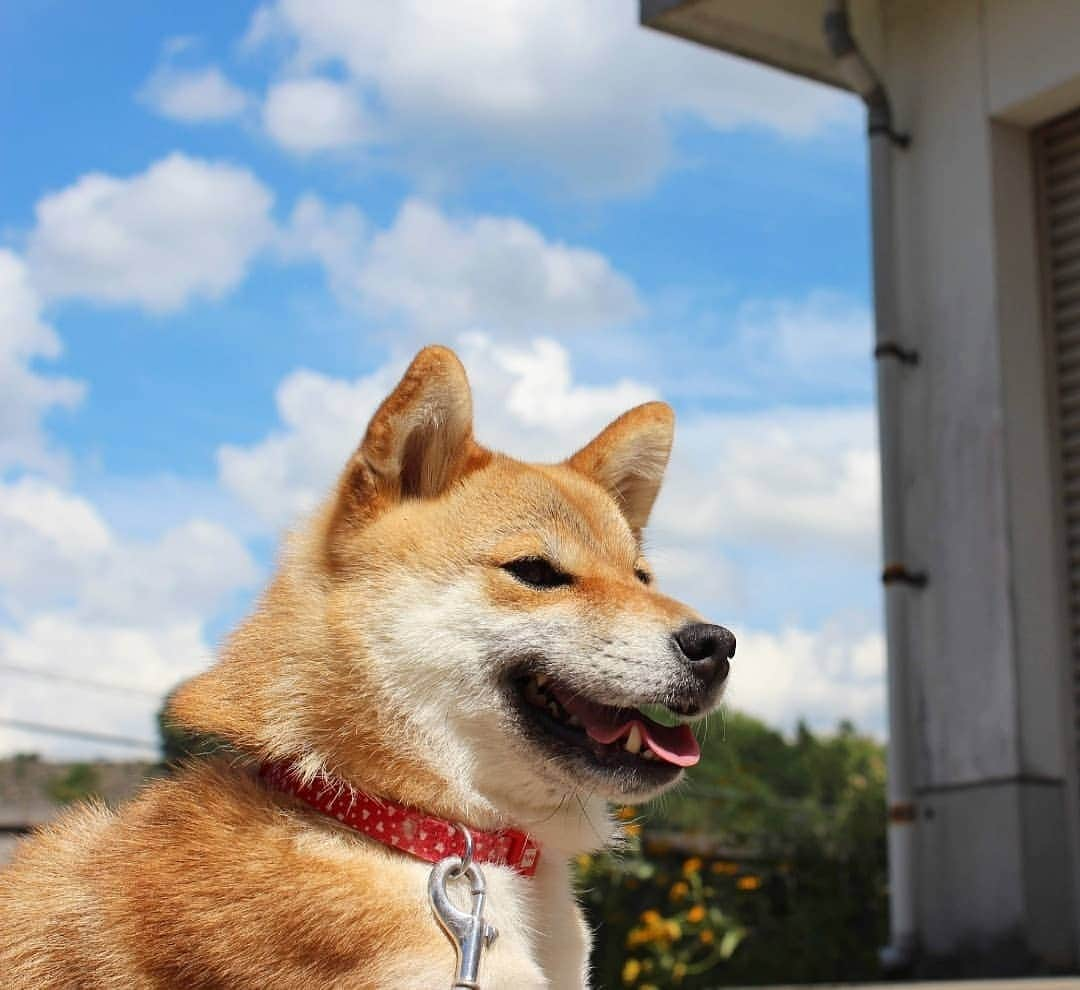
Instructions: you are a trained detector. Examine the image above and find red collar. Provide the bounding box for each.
[259,760,542,878]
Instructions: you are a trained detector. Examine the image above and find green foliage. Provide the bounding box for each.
[579,712,888,988]
[45,762,102,805]
[12,752,40,780]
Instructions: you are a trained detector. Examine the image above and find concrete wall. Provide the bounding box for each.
[882,0,1078,973]
[643,0,1080,973]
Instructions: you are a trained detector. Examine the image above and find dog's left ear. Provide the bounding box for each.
[332,346,487,530]
[568,401,675,536]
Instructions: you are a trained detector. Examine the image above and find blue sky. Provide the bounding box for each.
[0,0,881,758]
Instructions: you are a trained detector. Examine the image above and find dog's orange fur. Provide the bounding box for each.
[0,346,706,989]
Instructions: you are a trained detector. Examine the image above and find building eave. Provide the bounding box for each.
[641,0,883,92]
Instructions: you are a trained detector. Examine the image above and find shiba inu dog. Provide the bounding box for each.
[0,346,733,989]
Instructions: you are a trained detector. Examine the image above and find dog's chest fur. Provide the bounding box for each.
[0,762,591,989]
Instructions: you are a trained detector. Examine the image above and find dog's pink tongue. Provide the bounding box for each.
[552,688,700,768]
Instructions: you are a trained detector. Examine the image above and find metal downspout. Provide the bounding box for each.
[823,0,919,972]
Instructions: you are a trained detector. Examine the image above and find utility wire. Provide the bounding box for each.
[0,717,158,753]
[0,661,162,699]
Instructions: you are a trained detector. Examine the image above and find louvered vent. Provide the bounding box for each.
[1038,108,1080,776]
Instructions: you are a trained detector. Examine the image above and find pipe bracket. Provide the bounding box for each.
[874,341,919,365]
[869,123,911,148]
[888,802,917,823]
[882,564,928,588]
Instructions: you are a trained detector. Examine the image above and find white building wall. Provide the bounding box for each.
[883,0,1077,970]
[643,0,1080,973]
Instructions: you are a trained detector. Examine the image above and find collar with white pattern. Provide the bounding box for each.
[259,759,541,877]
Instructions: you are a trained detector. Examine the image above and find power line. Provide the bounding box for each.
[0,718,158,753]
[0,661,163,699]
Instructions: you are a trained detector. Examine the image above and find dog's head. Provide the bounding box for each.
[173,347,732,835]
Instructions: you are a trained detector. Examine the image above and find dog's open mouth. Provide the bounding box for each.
[511,671,700,780]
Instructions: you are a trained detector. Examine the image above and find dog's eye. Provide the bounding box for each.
[502,557,573,589]
[634,568,652,586]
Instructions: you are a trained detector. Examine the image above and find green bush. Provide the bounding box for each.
[578,713,887,988]
[44,762,102,805]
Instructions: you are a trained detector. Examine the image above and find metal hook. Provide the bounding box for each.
[451,822,474,877]
[428,855,498,990]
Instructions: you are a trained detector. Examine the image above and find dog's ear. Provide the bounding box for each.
[332,347,487,527]
[567,401,674,536]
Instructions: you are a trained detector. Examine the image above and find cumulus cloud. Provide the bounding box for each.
[0,250,85,476]
[244,0,857,194]
[139,65,250,123]
[724,625,885,736]
[277,194,368,302]
[659,407,880,562]
[216,335,877,564]
[218,334,656,529]
[263,77,371,152]
[277,196,642,335]
[27,153,275,313]
[730,292,874,400]
[355,199,642,333]
[218,364,400,529]
[0,477,259,758]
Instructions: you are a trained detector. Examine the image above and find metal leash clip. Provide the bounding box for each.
[428,824,498,990]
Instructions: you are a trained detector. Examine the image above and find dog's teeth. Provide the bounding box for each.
[566,714,582,728]
[625,724,643,754]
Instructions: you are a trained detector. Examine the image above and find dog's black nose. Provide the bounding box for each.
[673,622,735,685]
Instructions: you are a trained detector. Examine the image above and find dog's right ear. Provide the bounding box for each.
[329,346,488,534]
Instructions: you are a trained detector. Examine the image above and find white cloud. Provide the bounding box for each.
[217,334,658,529]
[0,251,84,476]
[724,625,885,735]
[263,77,370,152]
[140,65,250,123]
[0,478,259,758]
[277,194,368,303]
[27,153,275,313]
[730,292,873,398]
[246,0,857,194]
[0,478,257,625]
[218,364,399,529]
[214,335,877,571]
[658,406,880,562]
[354,199,642,333]
[0,619,210,758]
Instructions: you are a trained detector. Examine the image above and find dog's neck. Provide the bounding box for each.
[259,758,544,875]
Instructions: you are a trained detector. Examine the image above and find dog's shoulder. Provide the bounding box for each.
[1,759,567,988]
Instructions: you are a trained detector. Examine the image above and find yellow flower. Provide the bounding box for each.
[622,958,642,984]
[640,909,661,925]
[665,919,683,941]
[686,905,706,923]
[669,880,689,901]
[623,821,642,837]
[616,805,638,821]
[575,853,592,870]
[711,860,739,875]
[682,857,703,876]
[672,961,687,983]
[700,929,715,945]
[737,874,762,891]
